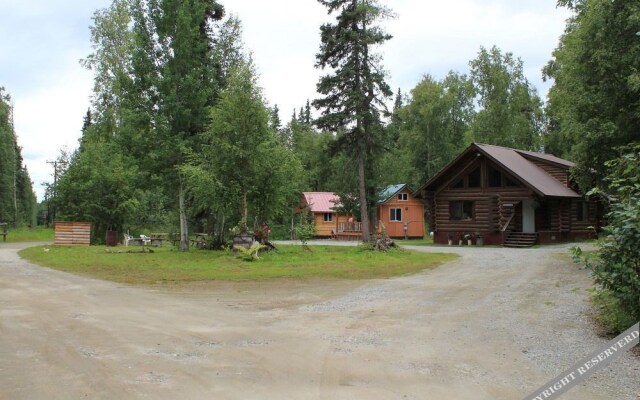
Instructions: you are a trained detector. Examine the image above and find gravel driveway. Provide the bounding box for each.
[0,241,638,399]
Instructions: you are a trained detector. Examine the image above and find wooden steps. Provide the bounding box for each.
[503,232,537,248]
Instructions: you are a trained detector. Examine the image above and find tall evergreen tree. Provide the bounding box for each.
[271,104,281,132]
[0,87,36,227]
[313,0,393,241]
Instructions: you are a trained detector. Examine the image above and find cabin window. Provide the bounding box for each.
[323,213,333,222]
[390,208,402,222]
[468,167,481,188]
[576,201,588,221]
[397,193,408,201]
[504,175,519,187]
[452,179,464,189]
[488,166,502,188]
[449,201,474,220]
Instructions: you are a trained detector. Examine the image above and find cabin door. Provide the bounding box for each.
[522,199,536,233]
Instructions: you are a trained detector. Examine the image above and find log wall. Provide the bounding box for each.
[525,158,569,186]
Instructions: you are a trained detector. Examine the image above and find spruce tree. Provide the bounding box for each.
[313,0,393,241]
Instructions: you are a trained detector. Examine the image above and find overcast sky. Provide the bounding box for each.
[0,0,572,201]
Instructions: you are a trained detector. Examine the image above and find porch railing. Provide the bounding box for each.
[338,222,361,233]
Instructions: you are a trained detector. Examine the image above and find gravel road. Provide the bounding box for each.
[0,241,638,399]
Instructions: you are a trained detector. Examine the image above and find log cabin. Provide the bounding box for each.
[414,143,603,247]
[376,184,425,238]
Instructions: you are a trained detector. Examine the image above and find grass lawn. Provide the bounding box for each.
[394,237,434,246]
[19,244,458,284]
[3,227,54,243]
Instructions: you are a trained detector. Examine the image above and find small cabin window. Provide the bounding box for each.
[450,201,474,220]
[390,208,402,222]
[468,167,481,188]
[397,193,408,201]
[488,166,502,188]
[504,175,519,187]
[323,213,333,222]
[576,201,588,221]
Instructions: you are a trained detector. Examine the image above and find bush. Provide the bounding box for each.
[294,222,316,248]
[578,145,640,334]
[591,289,637,334]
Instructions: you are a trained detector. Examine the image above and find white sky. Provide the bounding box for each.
[0,0,572,201]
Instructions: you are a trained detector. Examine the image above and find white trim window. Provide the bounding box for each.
[323,213,333,222]
[397,193,408,201]
[390,208,402,222]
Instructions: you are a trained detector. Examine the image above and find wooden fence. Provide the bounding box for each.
[54,222,91,246]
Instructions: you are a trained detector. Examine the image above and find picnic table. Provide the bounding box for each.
[149,233,171,246]
[191,233,208,249]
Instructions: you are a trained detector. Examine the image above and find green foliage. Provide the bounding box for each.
[314,0,394,241]
[182,62,304,235]
[591,288,637,334]
[389,72,474,186]
[575,145,640,333]
[294,221,316,247]
[234,242,267,261]
[544,0,640,189]
[0,87,37,227]
[469,46,544,150]
[55,141,140,243]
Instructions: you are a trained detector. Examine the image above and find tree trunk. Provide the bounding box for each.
[358,152,370,242]
[179,181,189,252]
[241,191,248,231]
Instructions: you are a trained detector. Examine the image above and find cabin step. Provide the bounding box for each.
[503,232,537,248]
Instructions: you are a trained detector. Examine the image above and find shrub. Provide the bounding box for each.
[578,144,640,334]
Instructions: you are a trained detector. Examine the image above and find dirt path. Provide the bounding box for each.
[0,242,637,399]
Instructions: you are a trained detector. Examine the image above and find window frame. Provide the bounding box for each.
[449,201,474,221]
[390,208,403,222]
[323,213,333,222]
[397,193,408,201]
[576,201,588,222]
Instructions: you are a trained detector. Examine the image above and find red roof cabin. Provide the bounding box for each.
[299,192,358,239]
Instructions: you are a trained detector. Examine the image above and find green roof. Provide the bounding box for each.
[378,184,408,204]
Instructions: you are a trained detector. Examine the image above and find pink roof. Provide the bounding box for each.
[302,192,341,213]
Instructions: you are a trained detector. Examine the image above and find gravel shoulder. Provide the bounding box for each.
[0,241,638,399]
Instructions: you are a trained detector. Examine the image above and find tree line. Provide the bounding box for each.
[49,0,637,252]
[0,87,36,228]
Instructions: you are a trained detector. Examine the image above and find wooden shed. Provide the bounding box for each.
[376,184,425,238]
[54,222,91,246]
[414,143,603,247]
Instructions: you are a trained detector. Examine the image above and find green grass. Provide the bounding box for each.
[2,226,54,243]
[394,237,434,246]
[19,244,458,285]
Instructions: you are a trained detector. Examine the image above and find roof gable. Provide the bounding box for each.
[302,192,341,213]
[416,143,581,198]
[378,184,409,204]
